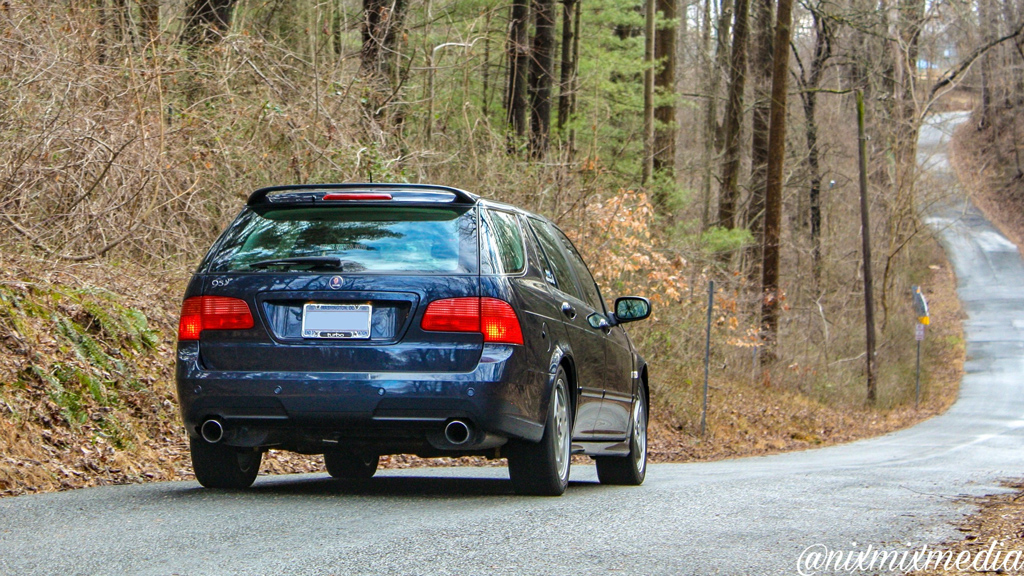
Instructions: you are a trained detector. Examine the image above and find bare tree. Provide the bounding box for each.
[643,0,656,183]
[653,0,678,183]
[701,0,733,230]
[112,0,134,45]
[979,0,999,128]
[361,0,408,83]
[557,0,579,133]
[333,0,345,58]
[793,8,831,281]
[759,0,794,364]
[717,0,749,230]
[529,0,557,157]
[744,0,772,274]
[181,0,236,46]
[140,0,159,42]
[507,0,530,141]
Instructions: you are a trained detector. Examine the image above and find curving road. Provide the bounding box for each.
[3,112,1024,575]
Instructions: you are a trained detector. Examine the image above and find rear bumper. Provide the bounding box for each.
[175,342,549,453]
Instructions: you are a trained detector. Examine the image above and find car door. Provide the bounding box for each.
[526,217,608,438]
[549,226,633,438]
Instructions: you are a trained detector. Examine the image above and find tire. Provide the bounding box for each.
[507,368,573,496]
[324,450,379,479]
[595,384,647,486]
[190,437,262,489]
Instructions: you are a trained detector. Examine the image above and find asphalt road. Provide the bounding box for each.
[3,112,1024,576]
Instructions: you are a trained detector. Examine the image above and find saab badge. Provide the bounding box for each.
[329,276,344,290]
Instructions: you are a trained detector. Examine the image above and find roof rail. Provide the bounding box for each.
[247,183,478,206]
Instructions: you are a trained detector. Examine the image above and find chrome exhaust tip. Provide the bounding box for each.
[200,419,225,444]
[444,420,472,445]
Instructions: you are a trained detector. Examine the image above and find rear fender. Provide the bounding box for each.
[546,341,577,422]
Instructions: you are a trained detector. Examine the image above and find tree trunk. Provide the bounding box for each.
[700,0,715,230]
[359,0,408,125]
[744,0,772,275]
[642,0,656,184]
[800,11,829,282]
[529,0,556,157]
[507,0,530,141]
[97,0,109,64]
[717,0,749,230]
[140,0,159,42]
[333,0,344,57]
[979,0,997,128]
[653,0,677,188]
[701,0,732,230]
[712,0,734,152]
[557,0,578,134]
[483,10,493,119]
[758,0,794,365]
[361,0,407,82]
[181,0,236,46]
[112,0,133,45]
[569,0,581,153]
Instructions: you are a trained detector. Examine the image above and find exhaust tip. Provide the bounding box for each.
[444,420,472,445]
[200,419,224,444]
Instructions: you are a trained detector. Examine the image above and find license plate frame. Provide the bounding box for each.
[301,303,372,339]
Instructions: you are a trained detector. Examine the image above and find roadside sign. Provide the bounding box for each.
[912,285,930,325]
[913,293,927,407]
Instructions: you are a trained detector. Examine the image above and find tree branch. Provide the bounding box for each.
[928,19,1024,102]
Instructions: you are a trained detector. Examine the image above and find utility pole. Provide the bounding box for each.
[857,90,877,404]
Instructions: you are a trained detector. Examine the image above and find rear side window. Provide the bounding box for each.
[528,217,582,299]
[206,206,478,274]
[483,210,525,275]
[551,226,606,313]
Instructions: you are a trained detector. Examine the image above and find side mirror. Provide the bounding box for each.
[613,296,652,324]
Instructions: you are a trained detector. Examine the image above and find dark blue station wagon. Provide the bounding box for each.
[176,184,652,495]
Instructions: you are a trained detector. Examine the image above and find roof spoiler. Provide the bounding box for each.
[246,183,479,206]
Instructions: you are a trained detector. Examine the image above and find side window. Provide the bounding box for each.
[528,217,583,300]
[486,210,526,274]
[549,225,605,312]
[478,210,499,275]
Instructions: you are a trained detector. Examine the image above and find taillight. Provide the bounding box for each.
[178,296,254,341]
[480,298,524,345]
[421,298,481,333]
[421,297,524,345]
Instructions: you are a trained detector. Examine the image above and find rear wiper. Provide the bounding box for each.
[248,256,346,270]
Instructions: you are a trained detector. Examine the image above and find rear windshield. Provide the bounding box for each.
[205,206,478,274]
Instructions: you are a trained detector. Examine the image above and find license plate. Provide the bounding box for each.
[302,304,372,339]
